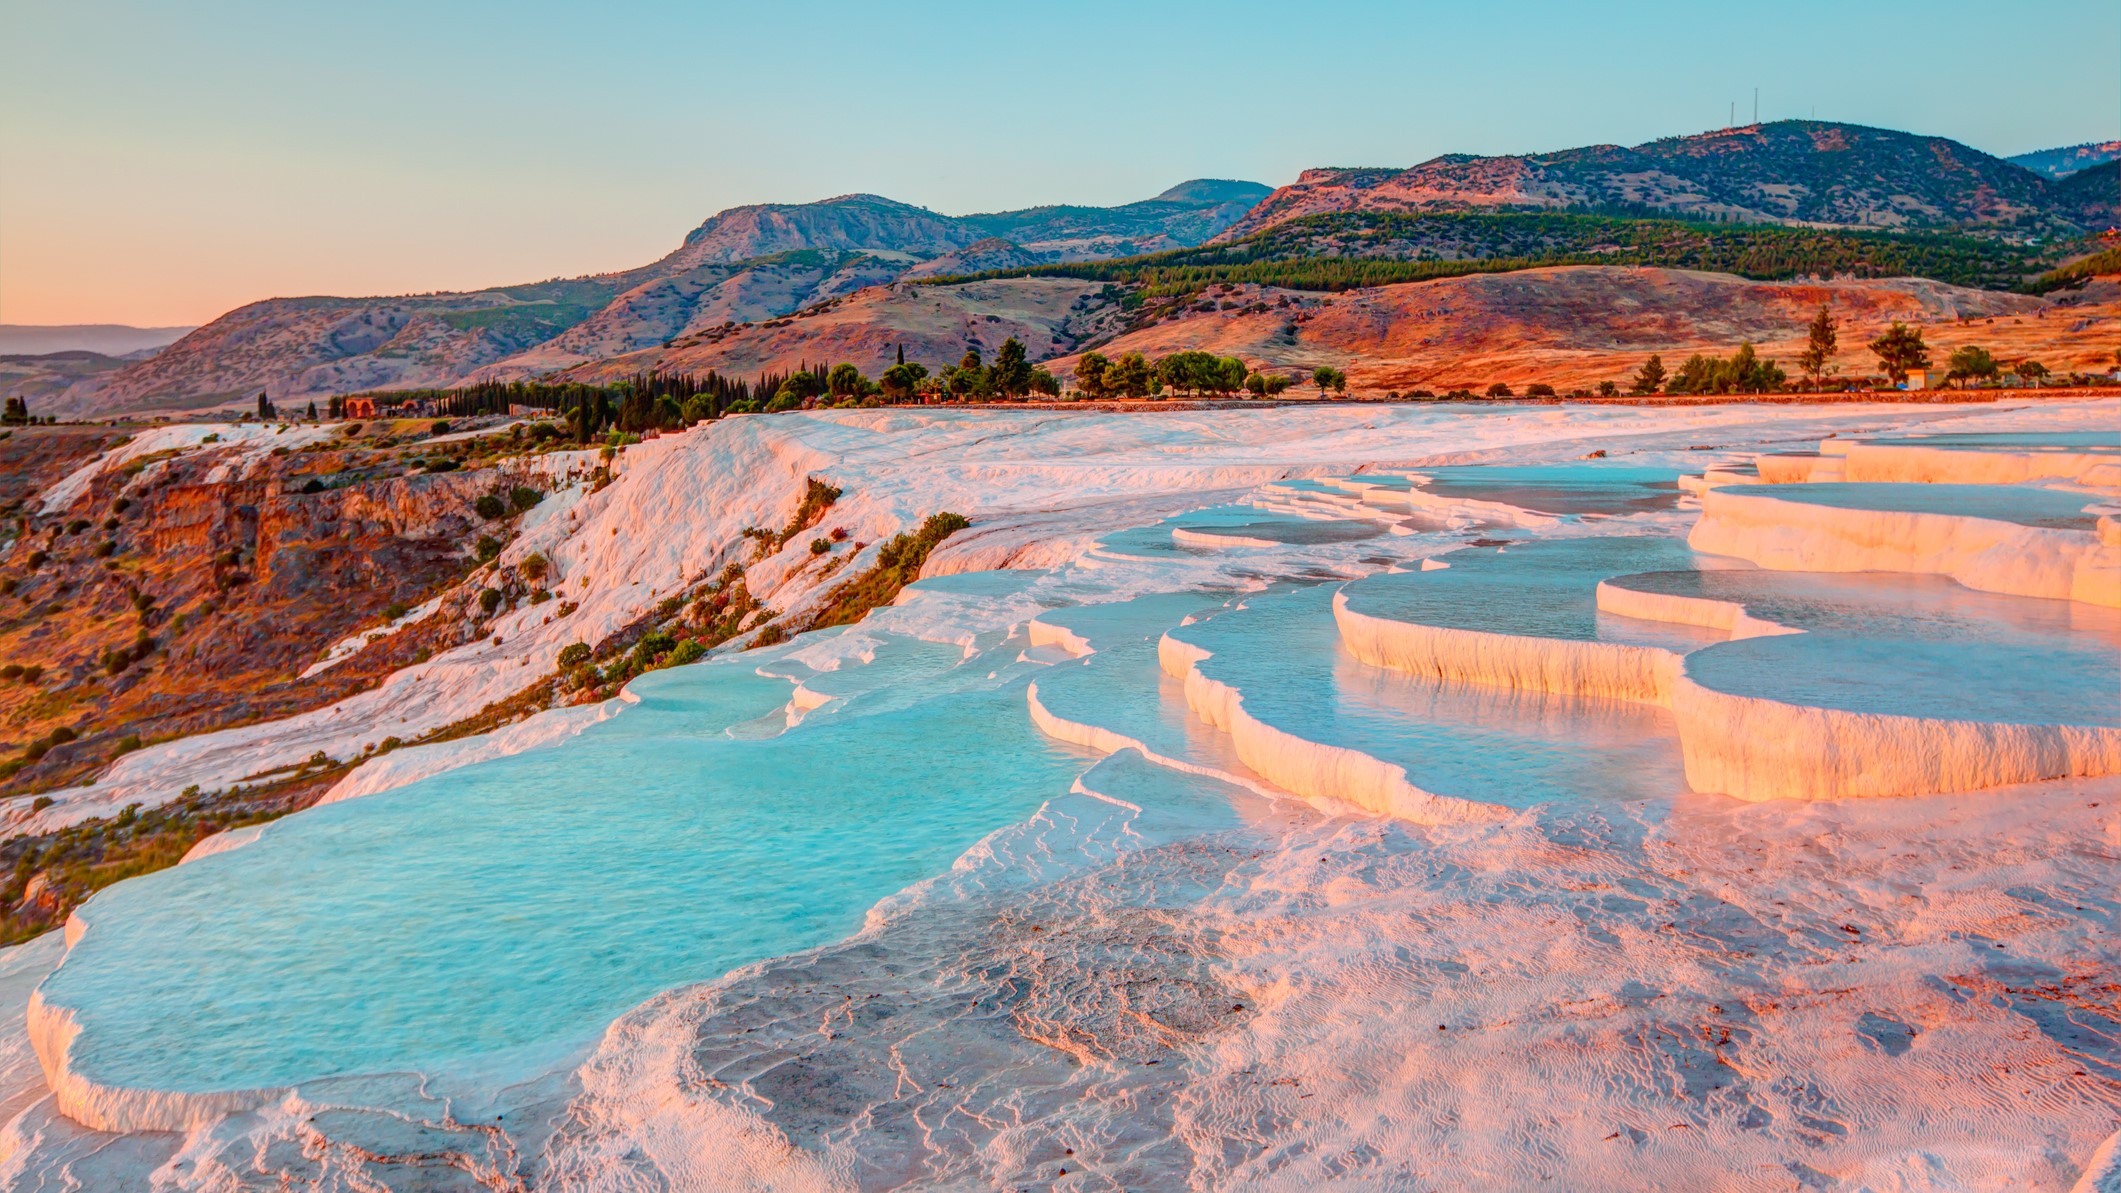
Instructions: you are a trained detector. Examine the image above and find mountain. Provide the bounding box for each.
[2053,160,2120,230]
[1218,122,2083,240]
[2010,140,2121,179]
[0,324,194,356]
[41,182,1266,416]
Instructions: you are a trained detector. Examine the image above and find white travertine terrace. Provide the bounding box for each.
[5,404,2120,1190]
[1689,483,2119,606]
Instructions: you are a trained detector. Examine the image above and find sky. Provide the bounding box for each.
[2,0,2115,327]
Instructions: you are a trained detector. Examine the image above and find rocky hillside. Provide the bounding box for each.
[0,421,556,803]
[1044,265,2110,395]
[2010,140,2121,179]
[1219,122,2093,239]
[560,278,1123,384]
[46,183,1267,417]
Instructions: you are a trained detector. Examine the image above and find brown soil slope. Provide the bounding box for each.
[561,278,1122,382]
[1047,266,2117,394]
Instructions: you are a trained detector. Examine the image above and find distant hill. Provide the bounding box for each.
[2010,140,2121,179]
[41,181,1267,416]
[0,324,193,356]
[1218,122,2088,239]
[2053,160,2120,230]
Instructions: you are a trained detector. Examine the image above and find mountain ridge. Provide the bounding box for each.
[1217,121,2096,241]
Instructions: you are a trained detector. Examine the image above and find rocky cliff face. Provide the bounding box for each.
[0,425,541,798]
[1218,122,2088,240]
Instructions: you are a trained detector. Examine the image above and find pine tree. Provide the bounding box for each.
[1798,306,1837,385]
[1629,354,1667,396]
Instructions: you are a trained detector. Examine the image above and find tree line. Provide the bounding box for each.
[927,211,2054,296]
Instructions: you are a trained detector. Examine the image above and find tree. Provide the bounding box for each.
[1,397,27,426]
[1075,352,1111,399]
[1244,372,1268,397]
[1109,352,1152,399]
[1630,355,1666,395]
[1798,305,1838,385]
[256,392,274,421]
[991,337,1033,397]
[305,401,318,420]
[1867,322,1930,385]
[1028,368,1061,397]
[1596,380,1618,397]
[1665,343,1785,395]
[1944,345,1998,387]
[826,363,866,400]
[768,371,820,412]
[2013,358,2050,386]
[880,362,927,402]
[1486,382,1514,398]
[1312,366,1339,397]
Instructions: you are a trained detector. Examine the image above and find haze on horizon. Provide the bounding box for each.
[2,0,2114,327]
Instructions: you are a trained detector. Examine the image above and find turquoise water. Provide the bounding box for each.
[46,632,1091,1094]
[1720,483,2101,529]
[1338,537,1718,648]
[1170,585,1690,806]
[1412,464,1686,517]
[1870,431,2120,451]
[1607,569,2121,724]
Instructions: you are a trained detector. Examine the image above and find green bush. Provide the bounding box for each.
[809,538,830,555]
[557,642,590,668]
[425,458,458,473]
[383,602,409,621]
[668,639,705,666]
[475,535,502,562]
[474,494,507,520]
[510,486,543,511]
[30,796,53,812]
[478,588,503,615]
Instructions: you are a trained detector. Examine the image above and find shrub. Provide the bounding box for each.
[114,734,142,755]
[431,421,451,435]
[478,588,503,615]
[668,639,705,666]
[475,535,502,562]
[1525,383,1556,397]
[530,589,551,605]
[0,664,18,679]
[93,540,116,558]
[425,458,459,473]
[632,632,676,665]
[50,726,77,745]
[557,642,591,668]
[301,478,325,494]
[1486,382,1514,398]
[809,538,830,555]
[21,665,42,683]
[376,736,403,754]
[383,602,409,621]
[30,796,53,812]
[519,553,549,582]
[24,551,46,569]
[474,494,507,520]
[752,623,787,647]
[510,486,542,511]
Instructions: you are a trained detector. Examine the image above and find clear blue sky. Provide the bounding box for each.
[3,0,2114,325]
